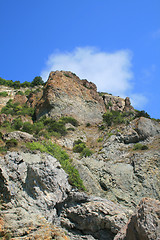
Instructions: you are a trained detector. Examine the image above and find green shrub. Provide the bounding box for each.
[86,123,91,127]
[97,137,103,142]
[73,142,86,153]
[0,146,7,154]
[64,73,72,78]
[98,124,105,130]
[5,139,18,148]
[80,147,93,157]
[1,121,12,129]
[16,90,24,95]
[43,118,67,136]
[24,89,31,96]
[26,141,86,190]
[103,110,124,126]
[1,100,34,117]
[0,91,8,97]
[22,122,34,134]
[67,127,75,131]
[133,143,148,150]
[0,131,3,139]
[33,122,44,135]
[31,76,44,87]
[60,116,78,127]
[12,118,23,130]
[135,110,150,119]
[73,139,93,158]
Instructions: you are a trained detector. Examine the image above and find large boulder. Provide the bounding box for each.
[114,198,160,240]
[120,117,160,144]
[35,71,106,124]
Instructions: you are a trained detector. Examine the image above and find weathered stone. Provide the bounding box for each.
[61,194,132,240]
[0,151,132,239]
[2,131,36,142]
[35,71,106,124]
[114,198,160,240]
[73,127,160,208]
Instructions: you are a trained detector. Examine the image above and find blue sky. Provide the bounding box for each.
[0,0,159,118]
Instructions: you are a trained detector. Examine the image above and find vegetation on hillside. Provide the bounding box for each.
[0,76,44,89]
[73,139,93,157]
[26,141,86,190]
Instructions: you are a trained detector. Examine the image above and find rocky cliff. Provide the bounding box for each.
[35,71,106,124]
[0,71,160,239]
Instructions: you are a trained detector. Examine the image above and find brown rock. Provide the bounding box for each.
[114,198,160,240]
[36,71,106,124]
[12,94,28,105]
[27,89,43,108]
[124,97,134,112]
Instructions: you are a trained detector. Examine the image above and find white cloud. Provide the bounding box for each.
[41,47,133,96]
[130,94,148,109]
[41,46,148,110]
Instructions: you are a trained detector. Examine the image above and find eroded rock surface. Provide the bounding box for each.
[114,198,160,240]
[36,71,106,124]
[0,151,132,239]
[72,118,160,208]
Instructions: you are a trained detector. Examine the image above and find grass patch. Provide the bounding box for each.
[133,143,148,150]
[26,141,86,191]
[0,91,8,97]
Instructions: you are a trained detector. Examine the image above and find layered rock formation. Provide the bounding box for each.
[0,151,132,239]
[35,71,106,124]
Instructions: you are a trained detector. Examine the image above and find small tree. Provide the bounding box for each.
[31,76,44,87]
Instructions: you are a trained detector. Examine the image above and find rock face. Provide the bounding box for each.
[114,198,160,240]
[72,118,160,208]
[36,71,106,124]
[0,151,131,239]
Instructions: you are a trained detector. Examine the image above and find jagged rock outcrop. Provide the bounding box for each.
[102,93,134,113]
[0,151,132,239]
[114,198,160,240]
[36,71,106,124]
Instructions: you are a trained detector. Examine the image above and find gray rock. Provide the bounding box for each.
[0,150,132,239]
[114,198,160,240]
[73,129,160,208]
[0,151,71,237]
[3,131,36,142]
[121,117,160,144]
[61,196,132,240]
